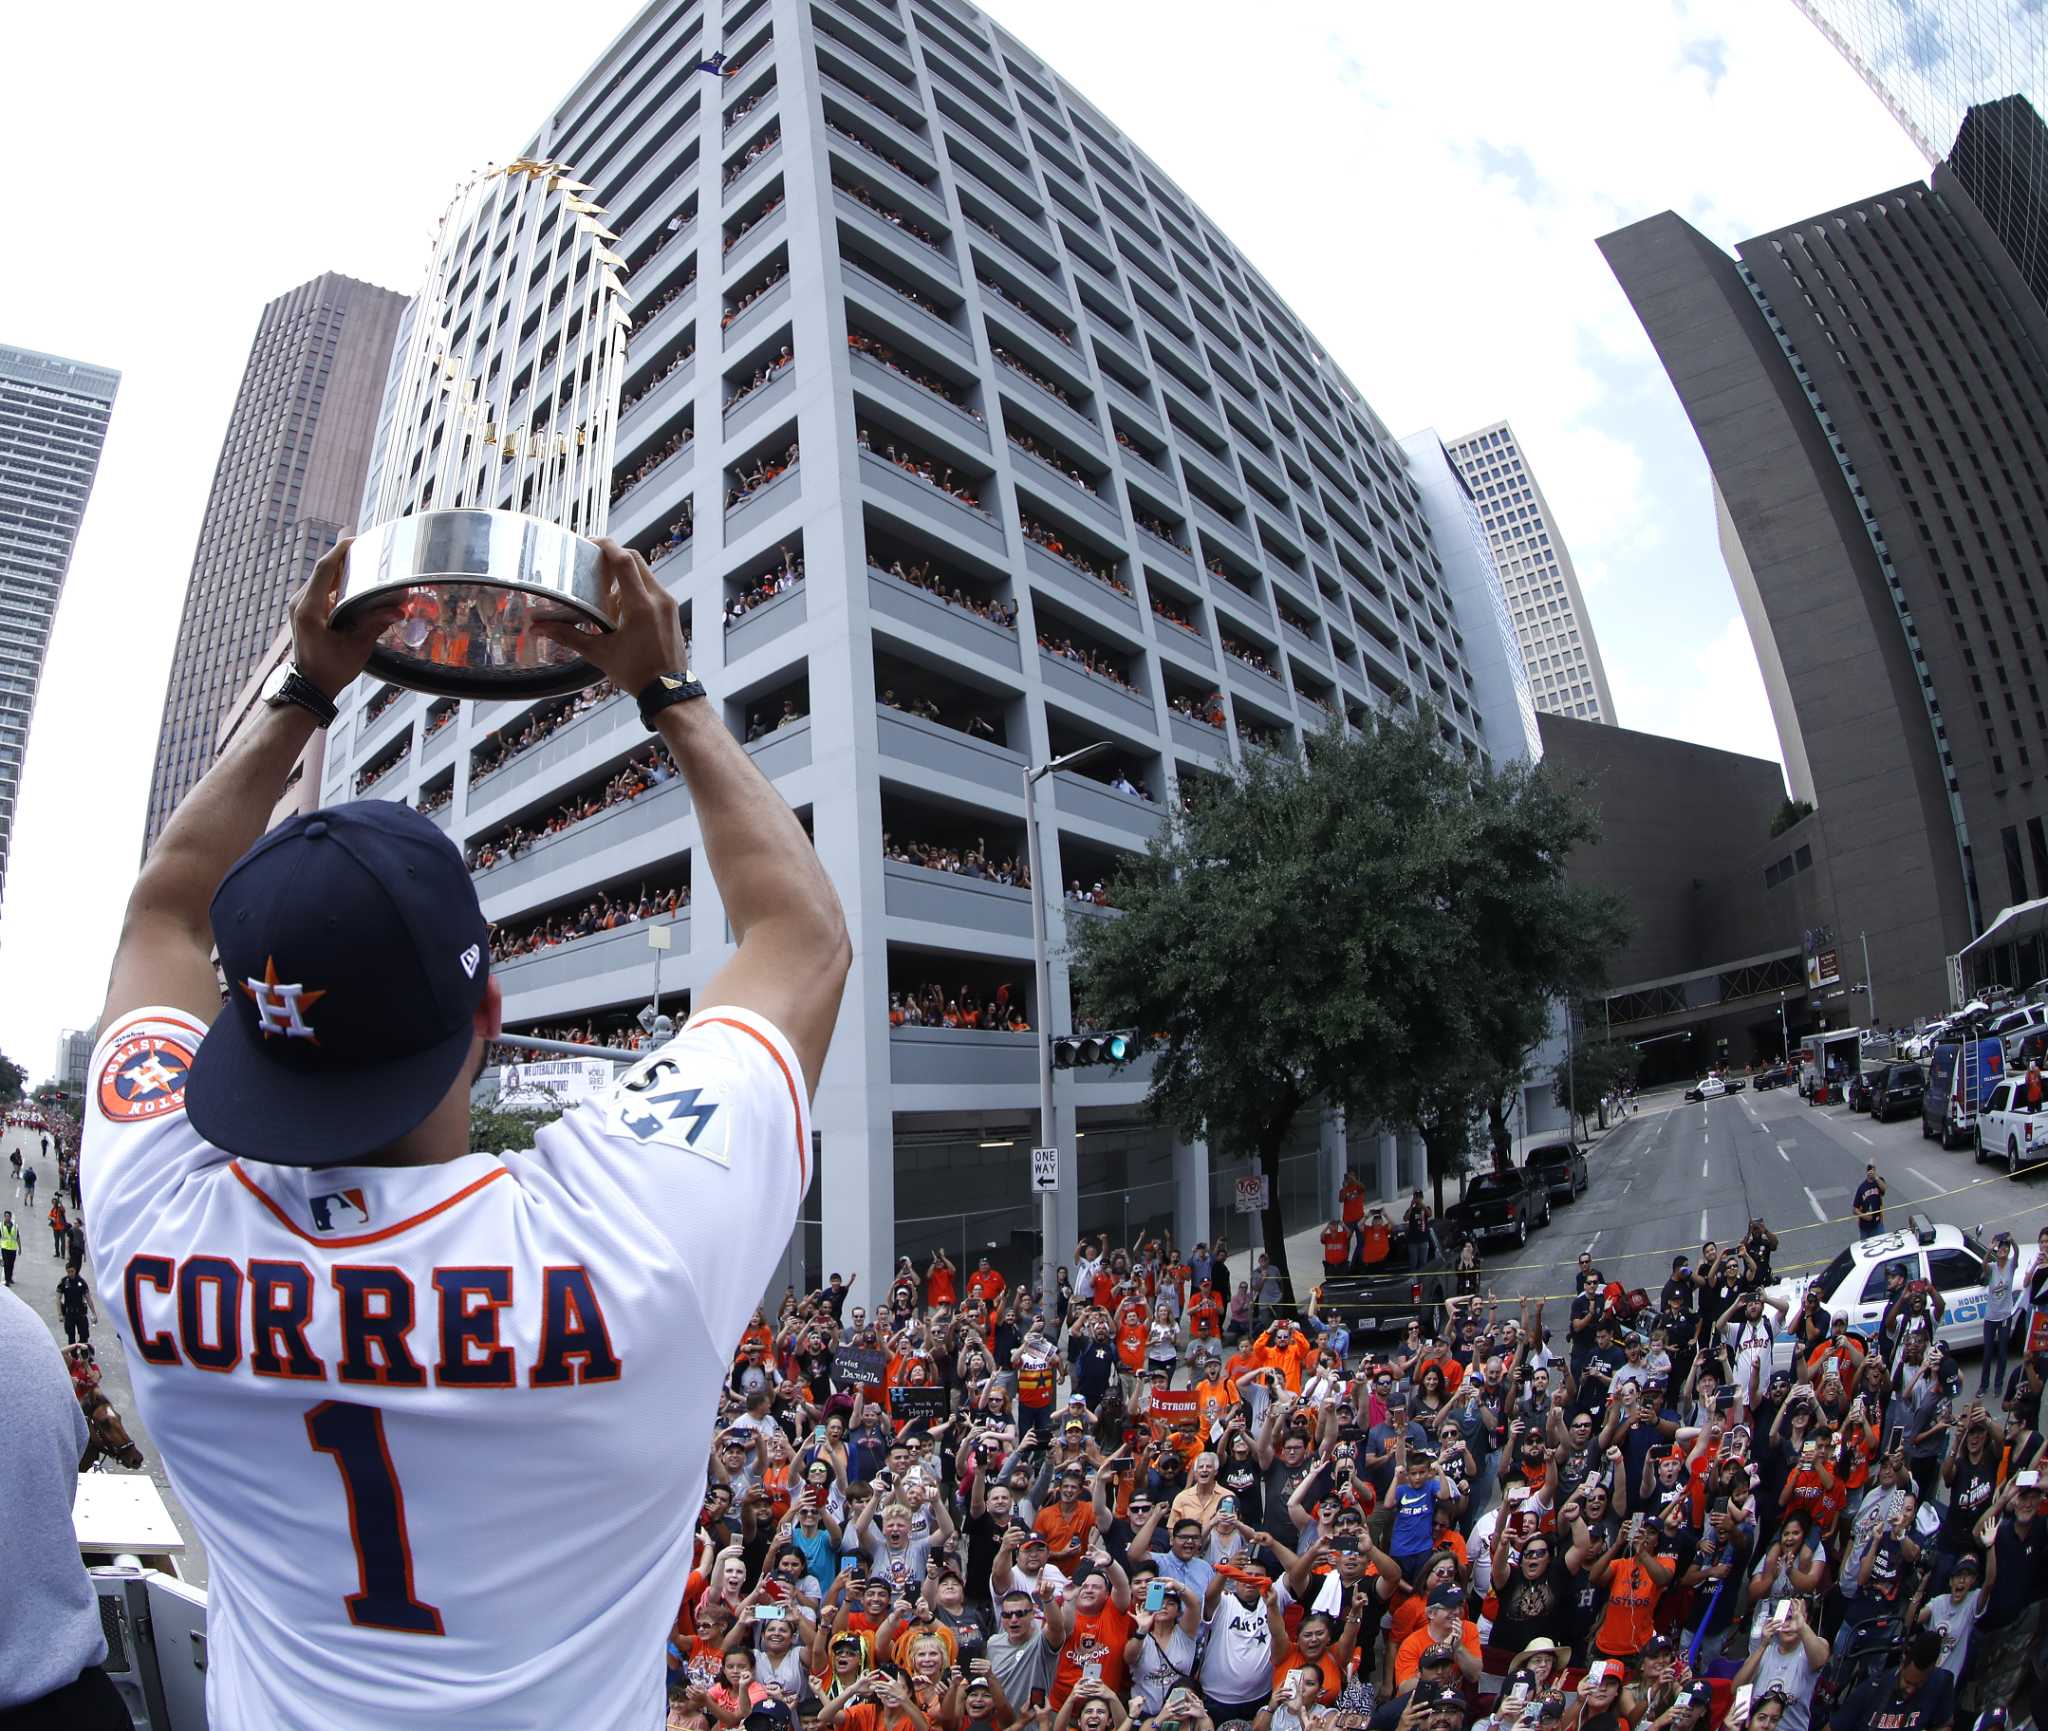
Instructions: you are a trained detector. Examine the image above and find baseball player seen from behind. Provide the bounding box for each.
[80,540,849,1731]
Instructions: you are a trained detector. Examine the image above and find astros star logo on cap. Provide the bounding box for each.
[240,955,328,1041]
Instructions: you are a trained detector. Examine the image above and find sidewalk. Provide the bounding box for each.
[1268,1105,1650,1299]
[3,1137,210,1587]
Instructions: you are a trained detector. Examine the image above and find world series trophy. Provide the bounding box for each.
[330,159,635,698]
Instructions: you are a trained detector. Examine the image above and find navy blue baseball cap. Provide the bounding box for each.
[186,800,492,1166]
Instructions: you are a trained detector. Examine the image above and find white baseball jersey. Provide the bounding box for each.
[83,1002,808,1731]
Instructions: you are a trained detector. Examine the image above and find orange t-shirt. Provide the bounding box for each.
[1050,1600,1134,1707]
[1193,1375,1240,1433]
[967,1270,1006,1304]
[1033,1499,1097,1567]
[1117,1319,1149,1370]
[1359,1221,1392,1265]
[1190,1292,1224,1339]
[1341,1182,1366,1225]
[1593,1557,1673,1658]
[1321,1224,1352,1264]
[1394,1619,1479,1687]
[927,1266,957,1307]
[1253,1332,1317,1392]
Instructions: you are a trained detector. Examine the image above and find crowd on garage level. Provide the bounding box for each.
[469,679,624,784]
[878,687,1005,746]
[487,878,689,965]
[728,442,802,510]
[727,548,808,626]
[860,431,984,510]
[726,349,795,415]
[886,981,1030,1030]
[849,330,983,422]
[834,176,942,249]
[726,127,782,188]
[725,261,792,331]
[468,746,676,873]
[826,119,933,193]
[883,832,1032,889]
[656,1186,2048,1731]
[634,269,699,333]
[724,192,788,256]
[872,553,1020,632]
[625,343,698,416]
[1168,690,1228,729]
[1038,632,1138,696]
[1019,515,1129,595]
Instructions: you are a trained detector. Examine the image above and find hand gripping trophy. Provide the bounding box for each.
[330,159,637,696]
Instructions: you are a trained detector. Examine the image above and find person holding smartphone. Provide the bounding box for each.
[1730,1598,1828,1731]
[1125,1582,1201,1717]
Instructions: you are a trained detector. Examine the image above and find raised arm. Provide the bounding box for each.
[540,541,850,1091]
[101,543,402,1029]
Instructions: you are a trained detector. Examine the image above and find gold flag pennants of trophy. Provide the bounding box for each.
[330,158,637,698]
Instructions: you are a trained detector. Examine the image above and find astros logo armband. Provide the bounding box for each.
[99,1027,197,1122]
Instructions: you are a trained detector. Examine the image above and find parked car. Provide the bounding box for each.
[1846,1070,1879,1113]
[1444,1167,1552,1248]
[1869,1062,1925,1123]
[1524,1140,1588,1202]
[1754,1066,1796,1090]
[1724,1076,1749,1093]
[1765,1215,2039,1369]
[1315,1256,1457,1339]
[1976,1075,2048,1177]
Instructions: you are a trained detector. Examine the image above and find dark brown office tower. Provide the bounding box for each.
[1950,95,2048,312]
[141,273,403,855]
[1600,122,2048,1024]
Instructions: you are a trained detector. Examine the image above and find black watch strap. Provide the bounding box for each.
[637,670,706,729]
[268,667,338,728]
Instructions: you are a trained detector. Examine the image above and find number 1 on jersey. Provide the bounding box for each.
[305,1399,446,1636]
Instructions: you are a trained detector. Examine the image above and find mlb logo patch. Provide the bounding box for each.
[308,1188,371,1233]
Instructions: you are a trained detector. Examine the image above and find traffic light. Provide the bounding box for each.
[1052,1029,1138,1068]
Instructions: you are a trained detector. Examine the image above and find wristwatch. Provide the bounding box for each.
[637,669,706,729]
[260,660,338,728]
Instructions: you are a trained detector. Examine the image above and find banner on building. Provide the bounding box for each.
[1803,925,1841,991]
[1234,1173,1270,1214]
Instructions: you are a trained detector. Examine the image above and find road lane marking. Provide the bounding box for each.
[1778,1145,1790,1162]
[1586,1232,1602,1254]
[1622,1180,1633,1195]
[1803,1186,1828,1222]
[1700,1208,1710,1240]
[1702,1158,1711,1178]
[1906,1166,1939,1189]
[1852,1131,1874,1146]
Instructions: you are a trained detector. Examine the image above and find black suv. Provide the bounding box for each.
[1870,1062,1926,1123]
[1524,1140,1588,1203]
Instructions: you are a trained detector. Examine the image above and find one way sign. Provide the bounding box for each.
[1031,1146,1058,1191]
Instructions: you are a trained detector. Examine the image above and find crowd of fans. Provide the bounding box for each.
[660,1198,2048,1731]
[725,88,767,133]
[883,832,1031,888]
[419,783,453,816]
[469,680,624,784]
[1222,638,1277,679]
[725,191,788,256]
[488,1021,655,1064]
[980,273,1074,346]
[625,344,698,416]
[1066,879,1117,908]
[488,880,689,965]
[994,346,1081,412]
[364,683,400,725]
[648,209,697,265]
[355,735,411,795]
[728,442,801,510]
[728,548,808,625]
[469,746,676,873]
[1168,691,1227,729]
[860,431,984,510]
[1038,632,1138,696]
[726,261,792,331]
[848,254,949,322]
[726,127,782,188]
[1020,516,1128,594]
[879,689,1003,745]
[1010,433,1098,496]
[426,705,455,737]
[652,502,698,563]
[1115,428,1163,470]
[1151,595,1198,635]
[849,331,982,422]
[636,270,700,337]
[727,349,795,415]
[887,981,1029,1029]
[826,119,934,193]
[835,176,942,249]
[618,429,696,504]
[746,699,811,742]
[1134,513,1191,555]
[872,554,1019,631]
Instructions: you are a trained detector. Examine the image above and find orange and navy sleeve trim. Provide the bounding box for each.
[690,1014,809,1189]
[230,1162,509,1248]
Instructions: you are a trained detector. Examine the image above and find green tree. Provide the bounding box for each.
[1769,798,1815,837]
[1070,710,1628,1299]
[469,1099,558,1155]
[1552,1039,1640,1138]
[0,1049,25,1106]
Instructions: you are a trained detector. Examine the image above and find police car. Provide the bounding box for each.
[1763,1214,2037,1370]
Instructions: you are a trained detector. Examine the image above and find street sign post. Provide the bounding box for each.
[1234,1173,1269,1214]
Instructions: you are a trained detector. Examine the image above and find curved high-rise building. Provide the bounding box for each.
[0,345,118,921]
[330,0,1531,1291]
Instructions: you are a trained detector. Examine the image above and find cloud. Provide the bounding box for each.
[1607,615,1787,773]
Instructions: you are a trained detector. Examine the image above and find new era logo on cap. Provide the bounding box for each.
[459,943,481,979]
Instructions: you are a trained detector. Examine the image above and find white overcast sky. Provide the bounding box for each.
[0,0,1926,1080]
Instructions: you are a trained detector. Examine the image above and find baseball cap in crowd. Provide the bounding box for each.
[1426,1585,1463,1611]
[1642,1635,1674,1658]
[1419,1646,1458,1669]
[1430,1689,1468,1714]
[746,1705,794,1731]
[188,801,492,1165]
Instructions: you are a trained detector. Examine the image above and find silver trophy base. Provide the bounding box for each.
[330,508,615,700]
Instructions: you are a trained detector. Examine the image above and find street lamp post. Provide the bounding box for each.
[1860,930,1878,1030]
[1025,741,1109,1316]
[1779,992,1790,1065]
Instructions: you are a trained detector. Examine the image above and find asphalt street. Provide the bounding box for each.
[1466,1080,2048,1321]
